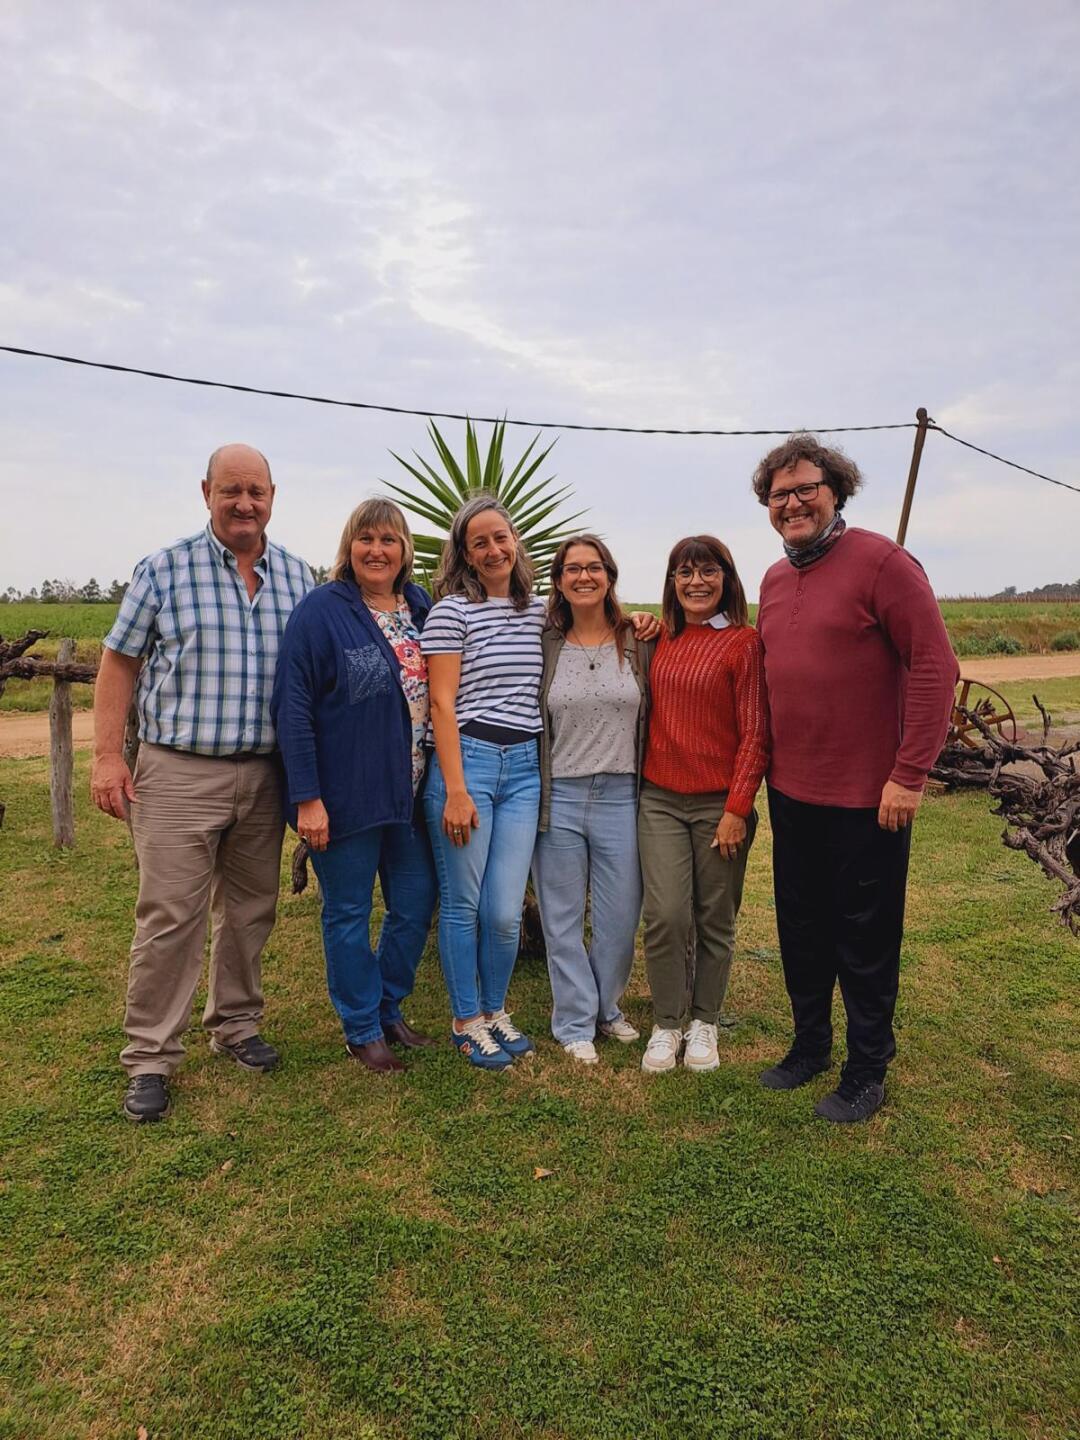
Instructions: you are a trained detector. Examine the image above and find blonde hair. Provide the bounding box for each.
[329,498,415,591]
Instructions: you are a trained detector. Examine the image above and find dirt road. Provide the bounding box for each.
[1,653,1078,758]
[0,710,95,759]
[952,655,1080,683]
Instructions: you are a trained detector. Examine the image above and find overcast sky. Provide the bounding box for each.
[2,0,1077,601]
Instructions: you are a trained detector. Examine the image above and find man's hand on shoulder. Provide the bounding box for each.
[91,753,136,821]
[878,780,922,832]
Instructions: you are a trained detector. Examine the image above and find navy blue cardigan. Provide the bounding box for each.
[270,579,433,837]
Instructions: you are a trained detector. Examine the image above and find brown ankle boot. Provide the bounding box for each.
[345,1037,405,1072]
[384,1019,438,1049]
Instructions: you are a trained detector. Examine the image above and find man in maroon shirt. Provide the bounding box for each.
[753,435,958,1122]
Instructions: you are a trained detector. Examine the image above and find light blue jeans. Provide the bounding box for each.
[531,773,642,1045]
[424,736,541,1021]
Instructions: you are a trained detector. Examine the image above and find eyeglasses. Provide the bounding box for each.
[562,562,607,578]
[671,563,723,582]
[766,480,826,508]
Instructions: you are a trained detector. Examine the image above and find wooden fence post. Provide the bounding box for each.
[896,407,931,548]
[50,638,76,849]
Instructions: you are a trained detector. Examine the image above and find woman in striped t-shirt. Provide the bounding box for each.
[421,496,546,1069]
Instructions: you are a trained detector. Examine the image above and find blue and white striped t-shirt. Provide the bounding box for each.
[420,594,545,734]
[105,524,314,755]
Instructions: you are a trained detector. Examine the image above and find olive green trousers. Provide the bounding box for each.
[637,781,757,1031]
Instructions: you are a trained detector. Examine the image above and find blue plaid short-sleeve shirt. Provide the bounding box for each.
[106,524,314,755]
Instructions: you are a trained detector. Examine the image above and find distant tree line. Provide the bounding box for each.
[992,580,1080,600]
[1,566,331,605]
[1,578,129,604]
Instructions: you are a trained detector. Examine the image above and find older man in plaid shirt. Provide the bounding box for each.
[92,443,313,1122]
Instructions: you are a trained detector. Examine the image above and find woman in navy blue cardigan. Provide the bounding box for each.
[271,499,438,1072]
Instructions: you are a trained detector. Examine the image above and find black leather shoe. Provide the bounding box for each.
[346,1037,406,1073]
[759,1048,832,1090]
[210,1034,280,1072]
[815,1076,885,1123]
[384,1019,438,1049]
[123,1074,171,1123]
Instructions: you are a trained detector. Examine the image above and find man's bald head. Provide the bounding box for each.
[202,444,275,557]
[205,443,272,488]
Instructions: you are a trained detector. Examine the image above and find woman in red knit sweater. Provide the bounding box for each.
[639,536,768,1074]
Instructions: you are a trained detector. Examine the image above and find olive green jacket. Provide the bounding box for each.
[537,626,654,833]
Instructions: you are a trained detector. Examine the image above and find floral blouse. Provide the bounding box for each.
[367,600,430,794]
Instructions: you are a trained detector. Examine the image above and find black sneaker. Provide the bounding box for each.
[815,1075,885,1123]
[123,1074,171,1123]
[210,1034,280,1072]
[759,1047,832,1090]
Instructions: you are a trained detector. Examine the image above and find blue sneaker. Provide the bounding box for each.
[452,1019,514,1070]
[487,1010,535,1058]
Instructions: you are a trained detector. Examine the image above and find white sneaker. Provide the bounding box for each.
[683,1019,720,1072]
[598,1017,640,1044]
[564,1040,599,1065]
[641,1026,682,1073]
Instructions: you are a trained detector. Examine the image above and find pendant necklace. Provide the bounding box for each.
[574,630,611,670]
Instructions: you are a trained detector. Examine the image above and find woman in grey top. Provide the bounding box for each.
[533,535,652,1064]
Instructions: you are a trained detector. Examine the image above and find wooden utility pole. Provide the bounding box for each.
[49,638,76,848]
[896,407,931,549]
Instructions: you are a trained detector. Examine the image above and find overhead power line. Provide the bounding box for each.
[0,345,915,436]
[928,423,1080,495]
[0,343,1076,493]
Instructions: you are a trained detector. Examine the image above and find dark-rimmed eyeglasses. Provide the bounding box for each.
[561,562,607,579]
[671,563,723,582]
[766,480,825,508]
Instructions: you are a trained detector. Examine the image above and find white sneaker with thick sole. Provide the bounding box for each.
[641,1026,682,1073]
[598,1018,640,1044]
[564,1040,600,1065]
[683,1019,720,1072]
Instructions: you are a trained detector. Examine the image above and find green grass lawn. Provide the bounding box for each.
[993,676,1080,730]
[0,756,1076,1439]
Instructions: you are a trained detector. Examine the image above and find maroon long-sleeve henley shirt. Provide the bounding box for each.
[757,527,958,809]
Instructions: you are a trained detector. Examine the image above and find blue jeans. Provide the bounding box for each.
[309,822,438,1047]
[532,773,642,1045]
[424,736,541,1021]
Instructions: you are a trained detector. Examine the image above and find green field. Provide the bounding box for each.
[0,756,1076,1439]
[0,602,120,640]
[2,602,1079,716]
[993,677,1080,730]
[937,602,1080,658]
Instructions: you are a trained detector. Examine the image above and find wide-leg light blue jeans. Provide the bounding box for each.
[424,736,541,1021]
[309,821,438,1047]
[531,773,642,1045]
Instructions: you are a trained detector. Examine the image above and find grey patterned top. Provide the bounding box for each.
[548,642,640,778]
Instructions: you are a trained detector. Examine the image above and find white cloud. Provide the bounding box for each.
[0,0,1078,601]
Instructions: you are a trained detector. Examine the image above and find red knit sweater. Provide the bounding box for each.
[643,624,768,817]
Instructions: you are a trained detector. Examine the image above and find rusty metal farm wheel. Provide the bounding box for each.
[948,677,1018,749]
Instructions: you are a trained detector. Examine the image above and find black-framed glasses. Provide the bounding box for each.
[671,563,723,582]
[562,562,607,579]
[766,480,825,508]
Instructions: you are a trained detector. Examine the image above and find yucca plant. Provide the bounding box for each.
[382,418,586,591]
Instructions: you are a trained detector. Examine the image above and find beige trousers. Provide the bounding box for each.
[121,744,284,1076]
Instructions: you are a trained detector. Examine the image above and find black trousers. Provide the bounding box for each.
[767,785,912,1082]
